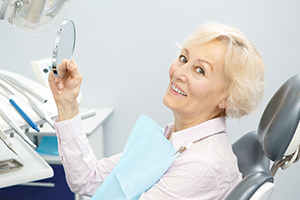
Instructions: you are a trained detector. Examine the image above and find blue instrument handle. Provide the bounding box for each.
[9,99,40,132]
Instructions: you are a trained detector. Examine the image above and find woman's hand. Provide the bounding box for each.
[48,59,82,121]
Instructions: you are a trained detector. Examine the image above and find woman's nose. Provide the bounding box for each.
[173,64,189,82]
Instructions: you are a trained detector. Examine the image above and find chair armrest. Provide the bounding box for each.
[225,172,274,200]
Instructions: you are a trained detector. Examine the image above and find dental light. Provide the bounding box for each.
[0,0,75,34]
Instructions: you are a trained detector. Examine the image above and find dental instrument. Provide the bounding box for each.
[0,74,47,103]
[0,109,36,149]
[0,75,55,130]
[25,95,55,130]
[0,86,40,132]
[0,128,24,163]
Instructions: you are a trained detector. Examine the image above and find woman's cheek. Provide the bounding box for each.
[169,62,177,78]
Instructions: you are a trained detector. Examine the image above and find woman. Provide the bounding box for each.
[49,22,265,199]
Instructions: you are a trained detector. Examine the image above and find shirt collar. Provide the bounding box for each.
[164,116,227,150]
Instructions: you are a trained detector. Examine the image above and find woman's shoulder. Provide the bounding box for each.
[171,134,238,173]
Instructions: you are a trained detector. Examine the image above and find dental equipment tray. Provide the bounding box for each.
[0,134,53,189]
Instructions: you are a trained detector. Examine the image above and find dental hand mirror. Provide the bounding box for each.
[52,19,76,77]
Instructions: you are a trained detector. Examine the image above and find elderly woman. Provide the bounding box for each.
[49,22,264,199]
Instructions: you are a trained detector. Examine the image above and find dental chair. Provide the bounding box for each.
[226,74,300,200]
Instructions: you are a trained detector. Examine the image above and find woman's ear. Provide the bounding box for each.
[218,96,228,109]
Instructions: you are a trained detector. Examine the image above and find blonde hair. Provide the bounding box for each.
[181,22,265,118]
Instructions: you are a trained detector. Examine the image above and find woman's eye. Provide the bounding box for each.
[196,67,204,75]
[179,55,187,63]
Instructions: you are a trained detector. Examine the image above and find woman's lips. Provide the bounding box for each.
[171,82,187,96]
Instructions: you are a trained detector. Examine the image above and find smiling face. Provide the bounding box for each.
[163,40,228,131]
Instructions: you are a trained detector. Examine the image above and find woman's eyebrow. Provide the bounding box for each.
[184,48,213,72]
[197,58,213,72]
[182,48,189,55]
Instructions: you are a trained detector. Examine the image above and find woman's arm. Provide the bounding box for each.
[49,60,121,196]
[55,114,121,196]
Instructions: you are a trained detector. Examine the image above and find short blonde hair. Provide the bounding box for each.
[181,22,265,118]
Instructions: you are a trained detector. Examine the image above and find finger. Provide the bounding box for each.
[48,70,59,87]
[66,59,78,72]
[49,69,64,90]
[67,60,82,80]
[48,71,63,95]
[48,69,54,82]
[48,70,55,89]
[57,59,68,77]
[55,77,63,90]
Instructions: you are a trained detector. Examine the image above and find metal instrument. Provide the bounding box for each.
[0,128,24,162]
[0,109,36,149]
[0,85,40,132]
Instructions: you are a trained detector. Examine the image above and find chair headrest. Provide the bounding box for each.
[258,74,300,162]
[232,131,270,177]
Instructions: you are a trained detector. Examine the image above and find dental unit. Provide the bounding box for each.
[0,0,76,190]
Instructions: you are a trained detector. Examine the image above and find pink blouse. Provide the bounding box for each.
[54,115,241,199]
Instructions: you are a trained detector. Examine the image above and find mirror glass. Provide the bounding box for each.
[52,19,76,77]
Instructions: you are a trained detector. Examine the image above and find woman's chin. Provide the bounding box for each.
[163,95,179,112]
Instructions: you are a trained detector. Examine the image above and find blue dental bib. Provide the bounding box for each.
[92,115,178,200]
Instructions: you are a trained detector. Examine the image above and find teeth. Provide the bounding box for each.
[172,83,187,96]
